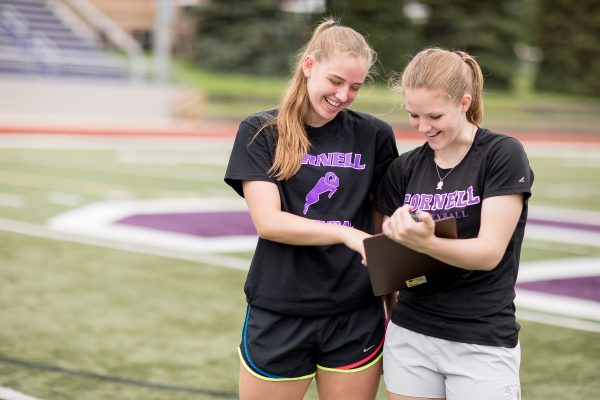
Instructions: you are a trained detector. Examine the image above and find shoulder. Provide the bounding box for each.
[385,143,428,179]
[235,109,278,146]
[343,109,394,135]
[240,109,277,130]
[394,143,429,167]
[478,128,526,153]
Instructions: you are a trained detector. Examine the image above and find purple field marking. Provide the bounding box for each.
[517,276,600,302]
[116,212,600,237]
[114,210,600,303]
[527,218,600,233]
[116,211,256,237]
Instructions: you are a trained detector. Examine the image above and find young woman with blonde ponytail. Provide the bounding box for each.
[225,19,398,400]
[374,47,534,400]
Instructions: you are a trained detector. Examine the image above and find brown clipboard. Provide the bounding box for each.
[364,216,461,296]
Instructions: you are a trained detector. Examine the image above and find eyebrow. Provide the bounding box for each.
[406,109,442,116]
[328,74,365,86]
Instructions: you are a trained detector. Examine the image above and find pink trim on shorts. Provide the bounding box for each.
[336,297,388,370]
[336,336,384,370]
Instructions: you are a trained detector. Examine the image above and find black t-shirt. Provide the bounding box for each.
[224,109,399,316]
[374,128,534,347]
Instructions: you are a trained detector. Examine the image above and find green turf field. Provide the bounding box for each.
[0,134,598,399]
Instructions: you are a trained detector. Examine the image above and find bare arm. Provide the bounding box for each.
[243,180,371,259]
[382,194,523,271]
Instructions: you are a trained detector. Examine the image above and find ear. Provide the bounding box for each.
[460,93,472,113]
[302,55,314,78]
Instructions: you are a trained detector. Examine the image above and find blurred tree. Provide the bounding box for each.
[419,0,523,89]
[534,0,600,96]
[323,0,524,88]
[187,0,308,76]
[323,0,422,81]
[184,0,599,97]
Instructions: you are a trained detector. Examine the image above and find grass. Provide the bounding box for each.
[519,321,600,398]
[527,155,600,210]
[0,231,245,400]
[1,230,599,399]
[0,131,598,399]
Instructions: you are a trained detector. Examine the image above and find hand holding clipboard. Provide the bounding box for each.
[364,214,460,296]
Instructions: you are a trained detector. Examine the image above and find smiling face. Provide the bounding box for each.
[302,52,369,127]
[403,87,472,151]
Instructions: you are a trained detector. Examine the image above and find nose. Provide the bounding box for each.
[417,120,431,133]
[335,86,349,103]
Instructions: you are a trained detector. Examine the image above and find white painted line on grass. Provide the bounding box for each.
[515,289,600,321]
[516,310,600,333]
[525,148,600,158]
[528,205,600,224]
[46,191,84,206]
[0,193,23,208]
[525,225,600,247]
[47,198,258,253]
[518,257,600,282]
[0,387,43,400]
[116,151,229,166]
[0,134,234,151]
[0,217,250,271]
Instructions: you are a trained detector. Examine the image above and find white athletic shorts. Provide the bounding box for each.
[383,322,521,400]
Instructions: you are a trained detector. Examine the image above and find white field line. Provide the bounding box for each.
[517,257,600,282]
[515,290,600,321]
[0,155,226,182]
[516,310,600,333]
[525,225,600,246]
[526,206,600,246]
[0,134,234,151]
[0,217,251,271]
[46,198,257,254]
[528,205,600,222]
[0,193,24,208]
[515,257,600,323]
[46,191,84,207]
[1,131,598,152]
[0,387,44,400]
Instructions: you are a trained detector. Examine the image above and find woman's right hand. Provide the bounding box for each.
[382,205,435,253]
[341,227,371,265]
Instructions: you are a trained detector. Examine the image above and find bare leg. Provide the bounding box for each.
[315,360,382,400]
[239,363,312,400]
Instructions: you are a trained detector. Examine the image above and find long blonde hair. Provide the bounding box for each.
[266,19,376,180]
[394,47,484,125]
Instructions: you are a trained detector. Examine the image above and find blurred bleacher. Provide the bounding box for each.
[0,0,182,129]
[0,0,129,80]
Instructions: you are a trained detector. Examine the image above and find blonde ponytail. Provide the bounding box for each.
[266,19,376,180]
[395,47,484,125]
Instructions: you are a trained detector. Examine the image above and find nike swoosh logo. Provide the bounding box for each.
[363,345,375,352]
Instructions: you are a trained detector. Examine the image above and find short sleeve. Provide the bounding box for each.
[374,157,406,216]
[370,123,399,193]
[224,117,277,198]
[483,137,534,200]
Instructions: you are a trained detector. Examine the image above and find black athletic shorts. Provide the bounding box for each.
[238,300,386,381]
